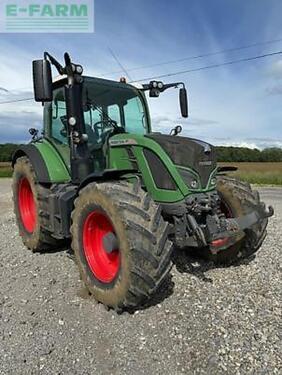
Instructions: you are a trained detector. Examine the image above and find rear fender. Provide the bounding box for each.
[12,140,71,184]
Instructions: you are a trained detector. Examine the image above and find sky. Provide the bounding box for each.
[0,0,282,148]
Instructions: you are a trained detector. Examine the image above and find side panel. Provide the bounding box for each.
[13,139,71,183]
[108,134,217,204]
[109,147,134,171]
[108,134,189,203]
[34,139,71,182]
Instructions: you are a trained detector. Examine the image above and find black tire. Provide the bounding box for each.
[13,156,59,251]
[70,180,173,311]
[210,176,268,264]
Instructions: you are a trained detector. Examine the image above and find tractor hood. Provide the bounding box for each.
[145,134,217,187]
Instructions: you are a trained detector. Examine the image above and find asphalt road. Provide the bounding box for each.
[0,179,281,374]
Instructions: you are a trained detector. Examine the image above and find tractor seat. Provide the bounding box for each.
[85,123,100,146]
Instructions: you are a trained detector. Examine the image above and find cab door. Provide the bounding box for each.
[82,104,122,172]
[44,86,70,169]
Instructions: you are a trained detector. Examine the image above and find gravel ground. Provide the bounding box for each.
[0,179,281,375]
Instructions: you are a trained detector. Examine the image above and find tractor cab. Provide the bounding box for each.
[44,76,151,172]
[34,52,188,183]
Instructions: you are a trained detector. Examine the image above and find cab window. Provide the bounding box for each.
[51,88,68,145]
[123,96,146,134]
[108,104,121,125]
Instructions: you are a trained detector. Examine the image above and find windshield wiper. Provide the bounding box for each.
[84,93,119,131]
[90,102,119,130]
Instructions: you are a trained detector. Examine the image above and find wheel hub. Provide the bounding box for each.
[82,211,120,283]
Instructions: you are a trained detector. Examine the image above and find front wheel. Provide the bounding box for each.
[210,176,268,264]
[70,180,173,311]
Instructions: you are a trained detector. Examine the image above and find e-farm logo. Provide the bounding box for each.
[0,0,94,33]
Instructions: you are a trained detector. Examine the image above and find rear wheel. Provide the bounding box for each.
[210,176,268,264]
[13,156,58,251]
[70,180,173,311]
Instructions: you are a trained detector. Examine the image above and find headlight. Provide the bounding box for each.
[191,180,199,189]
[210,177,217,186]
[178,168,200,189]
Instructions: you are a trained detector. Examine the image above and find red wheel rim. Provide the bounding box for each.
[18,177,36,233]
[82,211,120,283]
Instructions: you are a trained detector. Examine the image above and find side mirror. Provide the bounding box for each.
[179,88,188,118]
[32,59,53,102]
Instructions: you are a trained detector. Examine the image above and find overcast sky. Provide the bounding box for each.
[0,0,282,148]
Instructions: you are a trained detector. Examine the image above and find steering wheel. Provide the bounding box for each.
[93,119,126,142]
[92,120,112,144]
[93,120,116,132]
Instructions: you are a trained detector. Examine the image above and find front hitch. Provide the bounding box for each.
[261,205,274,218]
[207,204,274,254]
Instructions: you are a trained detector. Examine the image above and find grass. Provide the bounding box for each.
[1,161,282,185]
[219,162,282,185]
[0,162,12,178]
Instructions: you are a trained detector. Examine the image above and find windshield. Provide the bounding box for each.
[83,77,148,147]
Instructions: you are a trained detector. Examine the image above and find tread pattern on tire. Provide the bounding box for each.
[71,179,173,311]
[216,175,268,262]
[13,156,59,251]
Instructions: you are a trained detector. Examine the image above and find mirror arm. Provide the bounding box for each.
[164,82,179,90]
[44,52,65,75]
[170,82,185,89]
[141,84,150,91]
[43,51,83,86]
[142,81,186,92]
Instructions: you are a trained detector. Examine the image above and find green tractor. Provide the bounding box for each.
[12,52,273,311]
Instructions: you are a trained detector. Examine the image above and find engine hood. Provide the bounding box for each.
[145,134,217,187]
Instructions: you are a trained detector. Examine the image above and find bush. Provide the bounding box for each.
[215,146,282,162]
[0,143,282,163]
[0,144,19,162]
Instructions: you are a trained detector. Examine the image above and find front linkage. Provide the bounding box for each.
[165,187,274,257]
